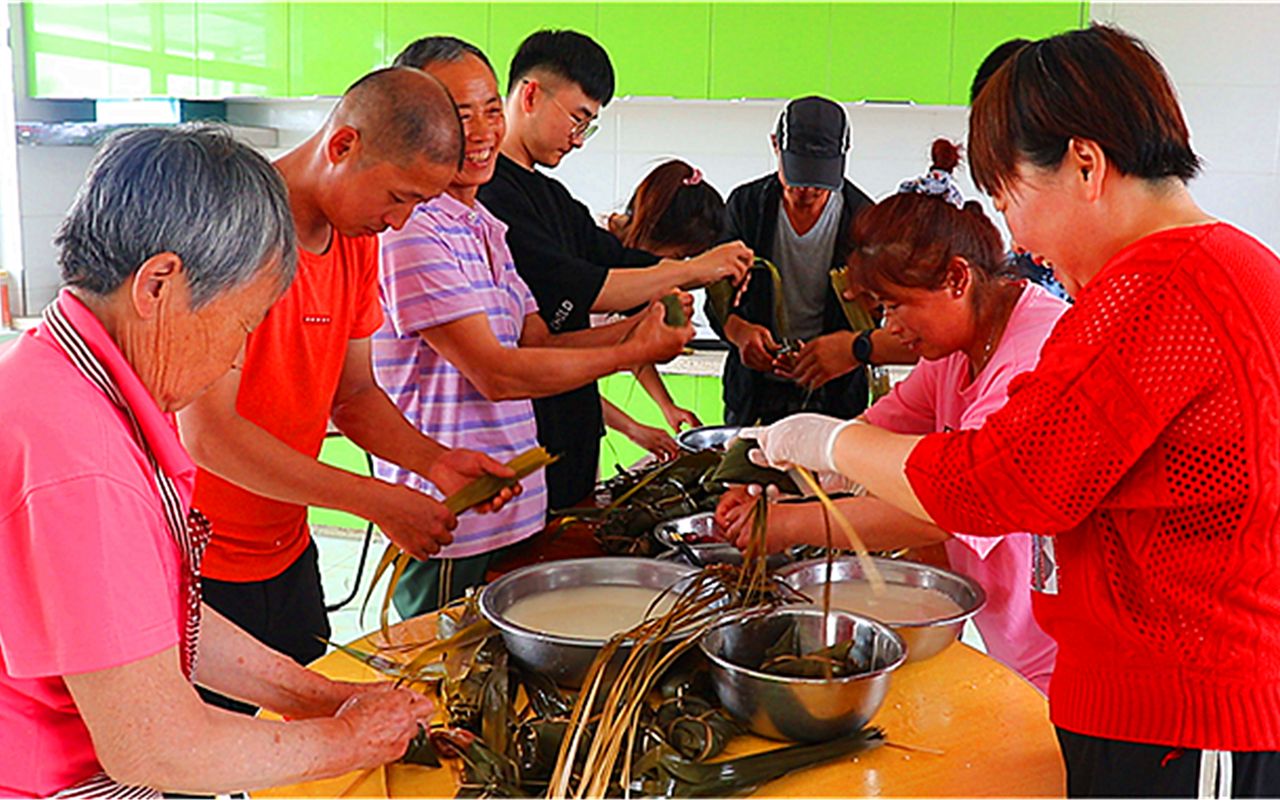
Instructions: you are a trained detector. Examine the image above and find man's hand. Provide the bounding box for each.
[622,299,694,368]
[335,687,435,770]
[724,315,780,372]
[777,330,858,390]
[682,241,753,288]
[366,483,456,559]
[425,448,520,513]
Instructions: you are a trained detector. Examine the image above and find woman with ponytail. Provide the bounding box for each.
[599,160,730,461]
[717,137,1066,693]
[608,159,728,258]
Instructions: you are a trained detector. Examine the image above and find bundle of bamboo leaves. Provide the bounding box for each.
[363,446,558,639]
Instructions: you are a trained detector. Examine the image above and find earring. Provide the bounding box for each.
[952,288,962,298]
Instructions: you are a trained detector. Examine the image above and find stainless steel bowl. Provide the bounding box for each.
[776,557,986,662]
[676,424,742,453]
[654,511,794,569]
[478,557,699,688]
[699,607,905,742]
[654,511,719,547]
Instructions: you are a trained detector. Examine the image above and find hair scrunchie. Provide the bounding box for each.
[897,168,964,209]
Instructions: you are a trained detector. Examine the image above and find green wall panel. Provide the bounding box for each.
[302,373,726,527]
[24,1,111,97]
[830,2,953,105]
[309,435,372,531]
[597,3,710,99]
[386,1,492,66]
[290,1,386,96]
[709,2,829,100]
[949,1,1084,103]
[599,372,724,479]
[195,1,290,98]
[107,2,198,98]
[488,2,599,95]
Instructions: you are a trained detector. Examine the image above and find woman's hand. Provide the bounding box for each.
[621,418,681,461]
[661,403,701,433]
[714,484,796,553]
[335,687,436,770]
[740,412,857,473]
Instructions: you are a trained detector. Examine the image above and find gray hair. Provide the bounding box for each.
[55,124,297,309]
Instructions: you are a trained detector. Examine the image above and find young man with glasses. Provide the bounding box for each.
[478,30,753,510]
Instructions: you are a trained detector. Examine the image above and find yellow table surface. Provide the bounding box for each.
[255,614,1064,798]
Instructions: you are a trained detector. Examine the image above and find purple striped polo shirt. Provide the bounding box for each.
[373,194,546,558]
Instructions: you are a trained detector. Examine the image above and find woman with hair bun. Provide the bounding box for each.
[743,25,1280,796]
[717,138,1065,693]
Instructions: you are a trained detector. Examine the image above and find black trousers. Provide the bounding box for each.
[1057,727,1280,798]
[544,434,600,511]
[198,540,330,715]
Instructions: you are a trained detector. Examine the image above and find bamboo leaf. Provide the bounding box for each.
[381,551,412,640]
[830,266,877,331]
[445,447,558,516]
[661,293,687,326]
[794,466,886,594]
[361,540,405,627]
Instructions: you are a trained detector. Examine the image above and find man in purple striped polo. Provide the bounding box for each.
[372,37,692,617]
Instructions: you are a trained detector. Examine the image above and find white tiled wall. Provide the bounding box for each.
[13,3,1280,313]
[1092,2,1280,247]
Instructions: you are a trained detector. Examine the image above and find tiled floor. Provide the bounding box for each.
[314,524,403,646]
[312,524,988,653]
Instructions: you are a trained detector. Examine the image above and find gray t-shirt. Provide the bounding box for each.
[773,190,843,342]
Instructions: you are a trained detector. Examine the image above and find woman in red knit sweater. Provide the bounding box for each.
[744,25,1280,797]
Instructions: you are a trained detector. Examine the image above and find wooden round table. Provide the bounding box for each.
[255,613,1064,798]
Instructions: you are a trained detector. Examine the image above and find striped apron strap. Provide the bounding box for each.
[43,299,210,798]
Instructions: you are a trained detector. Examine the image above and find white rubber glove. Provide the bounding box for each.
[738,412,862,475]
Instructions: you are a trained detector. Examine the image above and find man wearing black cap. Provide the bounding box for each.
[708,96,886,425]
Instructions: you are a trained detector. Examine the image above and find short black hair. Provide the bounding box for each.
[393,35,495,79]
[969,38,1031,103]
[508,29,615,105]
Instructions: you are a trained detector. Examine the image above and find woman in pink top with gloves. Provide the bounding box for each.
[717,139,1064,693]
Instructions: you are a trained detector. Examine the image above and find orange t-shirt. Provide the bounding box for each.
[195,231,383,582]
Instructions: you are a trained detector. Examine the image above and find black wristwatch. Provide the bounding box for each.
[852,329,875,365]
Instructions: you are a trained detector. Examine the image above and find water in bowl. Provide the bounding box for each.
[798,580,963,625]
[503,584,678,640]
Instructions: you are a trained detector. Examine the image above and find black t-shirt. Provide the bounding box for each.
[478,154,657,508]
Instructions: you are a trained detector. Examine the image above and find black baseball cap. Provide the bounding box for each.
[774,96,850,191]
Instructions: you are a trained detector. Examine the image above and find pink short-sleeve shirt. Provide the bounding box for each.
[0,292,190,796]
[864,282,1067,693]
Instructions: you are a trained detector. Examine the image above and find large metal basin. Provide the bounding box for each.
[776,557,985,662]
[699,607,905,742]
[478,557,699,688]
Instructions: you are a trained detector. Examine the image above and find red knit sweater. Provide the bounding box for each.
[906,223,1280,751]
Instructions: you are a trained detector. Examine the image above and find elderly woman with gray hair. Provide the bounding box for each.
[0,126,431,797]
